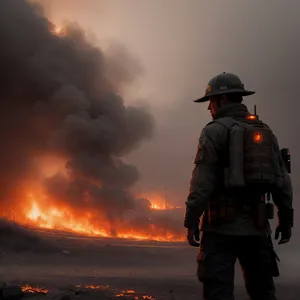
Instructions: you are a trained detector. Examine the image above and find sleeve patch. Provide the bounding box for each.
[194,130,207,163]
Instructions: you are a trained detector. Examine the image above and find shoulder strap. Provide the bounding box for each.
[210,117,239,130]
[206,117,239,168]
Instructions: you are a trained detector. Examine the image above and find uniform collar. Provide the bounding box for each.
[215,103,249,120]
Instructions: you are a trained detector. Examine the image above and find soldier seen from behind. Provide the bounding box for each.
[184,72,294,300]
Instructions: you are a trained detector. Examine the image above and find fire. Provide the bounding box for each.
[116,290,135,296]
[18,193,185,242]
[26,200,109,237]
[150,203,165,210]
[76,285,154,299]
[139,192,181,210]
[21,285,48,294]
[150,200,181,210]
[115,290,154,299]
[21,285,154,299]
[6,160,184,242]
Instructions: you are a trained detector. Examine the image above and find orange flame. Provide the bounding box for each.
[26,200,109,237]
[17,191,185,242]
[3,157,184,242]
[21,285,154,299]
[21,285,48,294]
[115,289,154,299]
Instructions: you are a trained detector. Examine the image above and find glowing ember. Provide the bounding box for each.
[20,285,154,299]
[76,285,154,299]
[115,289,155,299]
[125,290,135,294]
[21,285,48,294]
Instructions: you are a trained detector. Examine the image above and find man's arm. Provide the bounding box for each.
[184,122,225,229]
[271,135,293,243]
[271,135,293,226]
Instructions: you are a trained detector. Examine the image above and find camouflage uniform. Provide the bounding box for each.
[184,73,293,300]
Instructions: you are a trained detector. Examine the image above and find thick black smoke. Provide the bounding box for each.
[0,0,154,221]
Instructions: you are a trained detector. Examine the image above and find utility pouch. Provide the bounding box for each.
[206,196,237,225]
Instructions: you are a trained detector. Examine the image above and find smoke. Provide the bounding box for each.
[0,0,155,223]
[95,0,300,222]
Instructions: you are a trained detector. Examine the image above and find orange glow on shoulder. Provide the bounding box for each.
[253,132,263,143]
[247,115,257,120]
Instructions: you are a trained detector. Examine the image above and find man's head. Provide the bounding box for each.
[193,72,255,119]
[208,94,243,119]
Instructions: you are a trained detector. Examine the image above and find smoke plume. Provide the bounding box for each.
[0,0,155,226]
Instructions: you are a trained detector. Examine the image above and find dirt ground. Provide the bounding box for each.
[0,220,298,300]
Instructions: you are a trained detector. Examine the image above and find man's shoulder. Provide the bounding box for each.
[194,120,229,164]
[197,119,230,149]
[203,117,234,135]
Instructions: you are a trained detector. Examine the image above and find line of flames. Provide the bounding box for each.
[21,285,154,299]
[12,193,185,242]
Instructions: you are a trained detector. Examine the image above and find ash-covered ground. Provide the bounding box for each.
[0,219,299,300]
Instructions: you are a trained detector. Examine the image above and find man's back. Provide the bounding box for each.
[185,103,293,300]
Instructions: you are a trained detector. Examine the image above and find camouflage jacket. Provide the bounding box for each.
[184,103,293,235]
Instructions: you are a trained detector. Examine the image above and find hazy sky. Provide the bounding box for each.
[36,0,300,209]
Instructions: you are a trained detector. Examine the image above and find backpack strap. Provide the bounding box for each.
[210,117,240,130]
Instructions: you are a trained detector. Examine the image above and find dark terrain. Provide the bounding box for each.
[0,219,298,300]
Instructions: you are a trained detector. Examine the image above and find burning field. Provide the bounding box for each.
[0,1,189,296]
[0,217,195,300]
[0,0,185,242]
[0,283,155,300]
[18,193,185,242]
